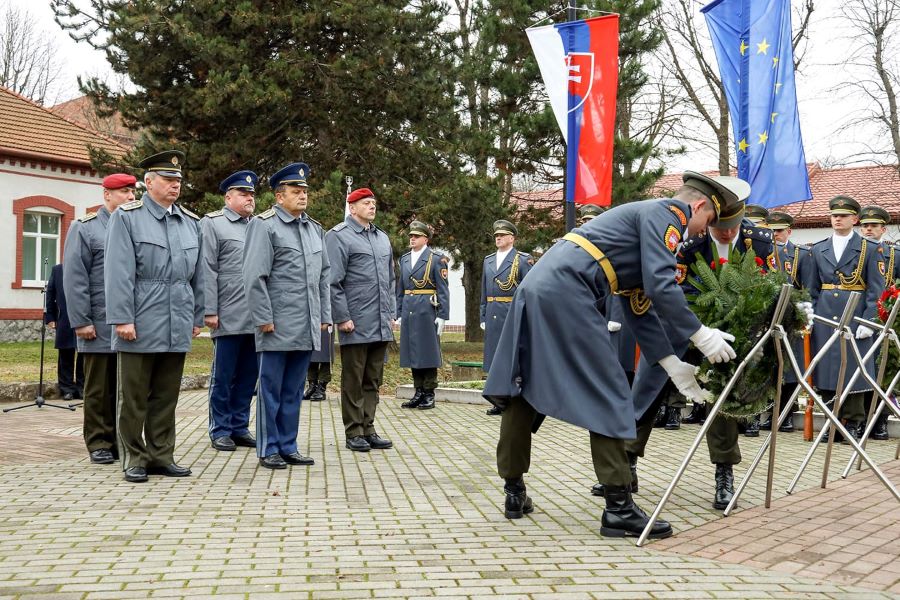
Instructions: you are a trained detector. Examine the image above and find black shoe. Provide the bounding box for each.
[89,449,115,464]
[401,387,425,409]
[345,436,371,452]
[259,454,287,469]
[232,433,256,448]
[841,420,862,445]
[62,393,75,401]
[503,477,534,519]
[591,483,605,497]
[872,413,890,440]
[147,463,191,477]
[211,436,236,451]
[760,416,773,431]
[309,381,327,401]
[303,381,316,400]
[713,463,735,510]
[600,485,672,539]
[778,418,795,433]
[652,404,667,428]
[486,405,503,416]
[417,390,436,410]
[281,452,314,465]
[123,466,148,483]
[744,415,760,437]
[365,434,393,449]
[665,406,682,430]
[683,402,707,425]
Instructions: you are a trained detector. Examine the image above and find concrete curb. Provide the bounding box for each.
[395,382,488,405]
[0,374,209,403]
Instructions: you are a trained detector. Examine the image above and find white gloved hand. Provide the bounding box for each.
[435,317,445,336]
[856,324,874,339]
[796,301,814,328]
[690,325,737,364]
[659,355,712,403]
[480,322,486,331]
[607,320,622,332]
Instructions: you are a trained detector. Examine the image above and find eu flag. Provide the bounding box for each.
[702,0,811,208]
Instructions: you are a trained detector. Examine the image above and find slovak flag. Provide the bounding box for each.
[527,15,618,206]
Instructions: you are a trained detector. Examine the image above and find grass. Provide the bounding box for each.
[0,333,485,394]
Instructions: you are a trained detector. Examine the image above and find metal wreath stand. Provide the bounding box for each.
[636,284,900,547]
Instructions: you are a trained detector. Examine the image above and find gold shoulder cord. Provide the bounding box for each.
[618,289,651,315]
[495,253,521,292]
[409,253,434,289]
[791,246,800,284]
[839,239,867,287]
[888,246,896,285]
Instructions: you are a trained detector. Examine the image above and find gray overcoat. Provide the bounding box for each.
[63,207,114,353]
[200,206,254,338]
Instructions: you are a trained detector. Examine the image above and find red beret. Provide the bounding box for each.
[103,173,137,190]
[347,187,375,203]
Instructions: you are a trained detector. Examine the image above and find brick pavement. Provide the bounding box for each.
[0,391,898,599]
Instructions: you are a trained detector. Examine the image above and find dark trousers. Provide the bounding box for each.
[307,361,332,384]
[208,334,258,441]
[340,342,388,439]
[497,396,631,486]
[411,367,438,390]
[57,348,84,397]
[116,352,186,470]
[82,353,117,452]
[256,350,311,457]
[821,390,867,422]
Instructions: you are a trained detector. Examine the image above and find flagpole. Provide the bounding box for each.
[564,0,577,233]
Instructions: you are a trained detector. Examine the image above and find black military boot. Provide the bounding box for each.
[841,420,862,445]
[683,402,707,424]
[759,414,773,430]
[665,406,682,430]
[417,389,436,410]
[503,477,534,519]
[591,456,638,498]
[652,404,667,428]
[303,381,316,400]
[309,381,326,401]
[744,415,760,437]
[486,405,503,415]
[713,463,735,510]
[872,412,890,440]
[600,485,672,539]
[401,388,424,409]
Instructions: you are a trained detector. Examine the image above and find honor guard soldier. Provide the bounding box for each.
[63,173,135,464]
[745,204,770,226]
[808,196,884,444]
[397,220,450,410]
[105,151,204,483]
[578,204,605,226]
[325,187,395,453]
[201,171,259,452]
[484,171,746,539]
[243,163,331,469]
[480,219,533,416]
[304,328,334,402]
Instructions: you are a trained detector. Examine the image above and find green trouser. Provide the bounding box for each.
[820,390,866,422]
[496,396,631,486]
[662,381,687,409]
[340,342,388,438]
[411,367,438,390]
[307,361,332,384]
[116,352,186,470]
[82,353,117,452]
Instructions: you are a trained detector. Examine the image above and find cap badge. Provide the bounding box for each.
[171,156,179,166]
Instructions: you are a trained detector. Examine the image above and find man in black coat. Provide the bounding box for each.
[45,263,84,401]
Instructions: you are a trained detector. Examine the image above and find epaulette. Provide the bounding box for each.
[258,208,276,220]
[517,251,531,258]
[332,222,347,231]
[485,252,497,259]
[742,225,774,242]
[78,212,98,223]
[205,209,224,218]
[179,205,201,220]
[401,250,411,258]
[120,199,142,211]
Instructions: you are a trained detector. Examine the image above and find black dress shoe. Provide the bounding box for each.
[280,452,314,465]
[744,415,760,437]
[600,485,672,539]
[778,418,795,433]
[664,406,682,430]
[683,402,707,424]
[259,454,287,469]
[713,463,735,510]
[303,381,316,400]
[309,381,327,401]
[401,388,425,409]
[90,449,115,464]
[345,436,371,452]
[62,393,75,401]
[504,477,534,519]
[872,413,890,440]
[486,405,503,416]
[232,433,256,448]
[123,466,148,483]
[211,436,236,451]
[417,390,436,410]
[147,463,192,477]
[760,416,773,430]
[652,404,667,428]
[365,434,393,449]
[841,421,862,445]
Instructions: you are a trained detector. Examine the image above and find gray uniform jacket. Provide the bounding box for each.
[325,215,396,346]
[807,232,884,393]
[200,207,254,338]
[63,207,114,353]
[396,247,450,369]
[242,204,331,352]
[479,249,533,371]
[104,194,204,353]
[483,198,702,438]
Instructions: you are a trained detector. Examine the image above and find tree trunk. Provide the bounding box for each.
[462,259,484,343]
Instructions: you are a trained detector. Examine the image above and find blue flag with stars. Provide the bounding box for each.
[701,0,811,208]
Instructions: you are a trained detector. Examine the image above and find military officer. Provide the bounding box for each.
[807,196,884,444]
[201,170,259,452]
[484,171,746,538]
[105,151,204,483]
[325,187,395,453]
[480,219,533,416]
[745,204,769,226]
[304,328,334,402]
[397,220,450,410]
[243,162,331,469]
[578,203,605,226]
[63,173,135,464]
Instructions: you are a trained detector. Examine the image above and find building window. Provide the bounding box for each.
[22,211,60,283]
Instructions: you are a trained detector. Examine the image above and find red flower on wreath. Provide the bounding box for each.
[755,256,765,266]
[719,257,729,265]
[878,285,899,322]
[710,260,716,270]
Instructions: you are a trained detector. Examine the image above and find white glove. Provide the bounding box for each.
[395,317,401,327]
[690,325,737,363]
[435,317,445,336]
[660,355,712,403]
[796,301,814,327]
[856,324,874,339]
[607,321,622,332]
[480,322,486,331]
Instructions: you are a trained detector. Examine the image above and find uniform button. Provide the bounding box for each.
[834,292,839,297]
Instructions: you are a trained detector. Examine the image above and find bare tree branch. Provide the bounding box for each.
[0,3,64,104]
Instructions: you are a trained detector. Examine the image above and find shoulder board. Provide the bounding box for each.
[332,222,347,231]
[517,251,531,258]
[812,238,830,246]
[401,250,411,258]
[78,212,98,223]
[204,210,224,218]
[258,208,276,220]
[742,226,773,242]
[179,206,200,220]
[485,252,497,259]
[120,200,142,211]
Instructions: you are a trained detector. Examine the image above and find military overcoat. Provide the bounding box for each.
[63,207,114,353]
[200,206,254,338]
[479,249,533,371]
[396,247,450,369]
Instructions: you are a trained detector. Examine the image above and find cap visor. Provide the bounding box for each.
[154,170,182,178]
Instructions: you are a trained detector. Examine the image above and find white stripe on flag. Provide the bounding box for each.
[526,25,569,142]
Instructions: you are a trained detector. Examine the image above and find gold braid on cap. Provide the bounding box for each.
[496,253,521,291]
[839,239,868,288]
[718,201,743,222]
[410,253,435,289]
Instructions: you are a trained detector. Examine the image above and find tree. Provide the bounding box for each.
[0,2,64,104]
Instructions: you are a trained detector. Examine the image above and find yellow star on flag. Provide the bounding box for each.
[757,38,770,54]
[774,82,783,94]
[738,138,750,153]
[758,131,769,145]
[772,57,779,69]
[739,40,748,55]
[771,112,778,123]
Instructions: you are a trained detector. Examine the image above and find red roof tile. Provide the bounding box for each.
[50,95,137,147]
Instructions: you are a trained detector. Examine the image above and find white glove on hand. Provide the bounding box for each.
[660,355,712,403]
[607,321,622,332]
[480,322,486,331]
[796,301,814,329]
[856,324,874,339]
[691,325,737,364]
[435,317,445,336]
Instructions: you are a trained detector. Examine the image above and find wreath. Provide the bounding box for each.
[687,247,810,419]
[877,283,900,385]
